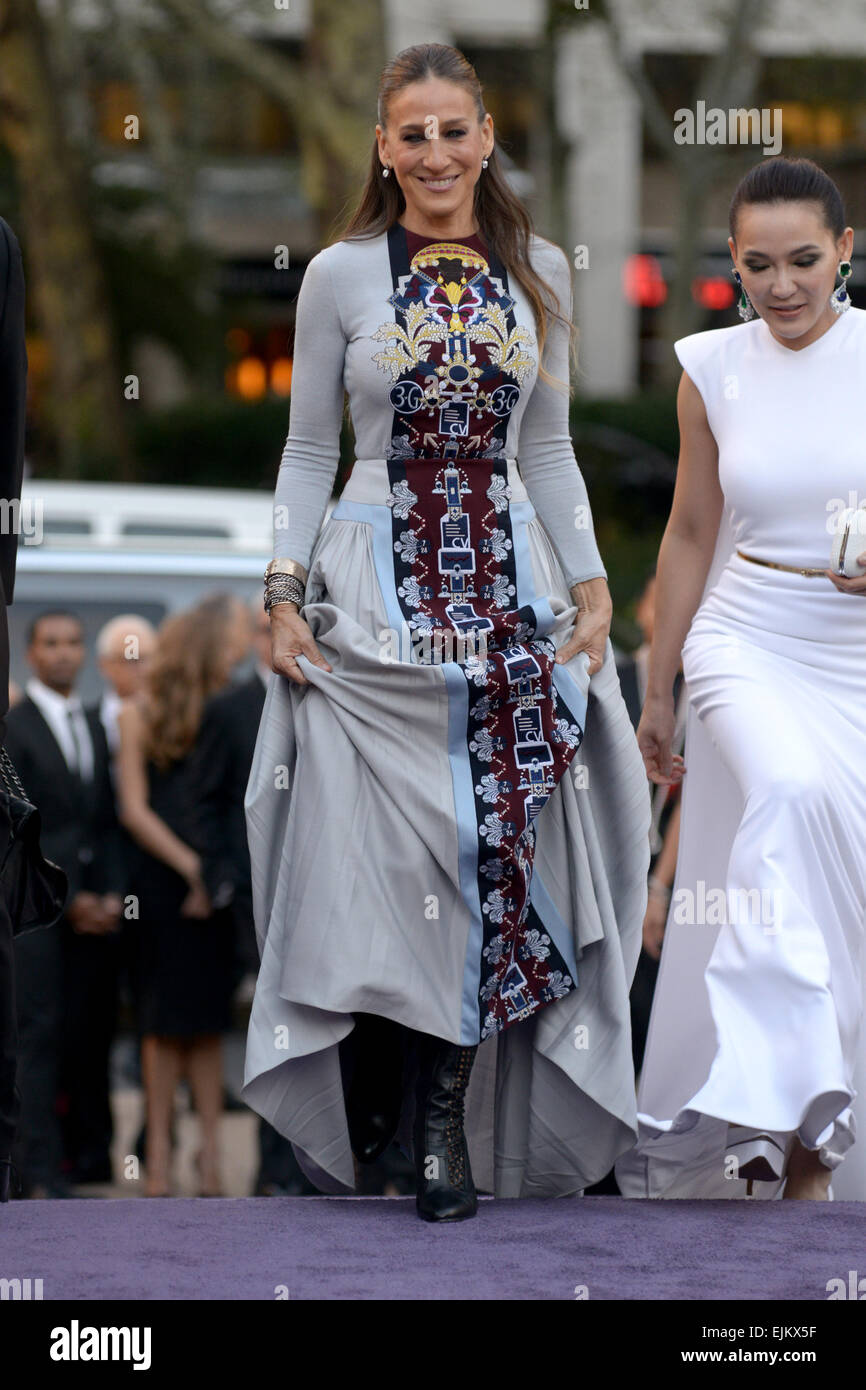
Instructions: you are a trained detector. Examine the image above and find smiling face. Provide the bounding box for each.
[729,201,854,349]
[376,76,494,237]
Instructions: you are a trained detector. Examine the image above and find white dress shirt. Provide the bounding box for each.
[99,687,123,757]
[25,676,95,783]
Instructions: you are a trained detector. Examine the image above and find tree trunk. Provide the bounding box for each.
[658,154,716,379]
[304,0,387,243]
[604,0,768,387]
[156,0,386,245]
[0,0,135,478]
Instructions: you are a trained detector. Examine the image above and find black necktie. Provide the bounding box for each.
[66,706,92,783]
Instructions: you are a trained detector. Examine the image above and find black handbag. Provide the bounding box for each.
[0,743,68,935]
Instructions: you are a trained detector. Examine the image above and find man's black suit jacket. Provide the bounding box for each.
[0,219,27,749]
[188,672,266,916]
[4,697,125,901]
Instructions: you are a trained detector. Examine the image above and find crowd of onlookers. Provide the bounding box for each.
[5,592,336,1199]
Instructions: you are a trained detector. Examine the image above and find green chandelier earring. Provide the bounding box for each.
[731,268,755,322]
[830,260,852,315]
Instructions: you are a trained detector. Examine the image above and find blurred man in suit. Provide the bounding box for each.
[8,611,125,1195]
[189,597,317,1195]
[0,217,27,1204]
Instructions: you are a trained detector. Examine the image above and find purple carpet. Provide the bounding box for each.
[2,1196,863,1300]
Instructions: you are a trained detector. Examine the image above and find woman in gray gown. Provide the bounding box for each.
[242,42,650,1221]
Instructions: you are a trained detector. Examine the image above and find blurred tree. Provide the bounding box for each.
[0,0,386,474]
[540,5,572,254]
[0,0,136,477]
[100,0,192,254]
[155,0,386,242]
[304,0,387,240]
[549,0,767,382]
[603,0,767,376]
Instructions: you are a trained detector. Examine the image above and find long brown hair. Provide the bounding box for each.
[338,43,575,387]
[140,592,242,770]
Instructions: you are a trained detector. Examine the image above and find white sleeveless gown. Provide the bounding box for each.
[616,307,866,1199]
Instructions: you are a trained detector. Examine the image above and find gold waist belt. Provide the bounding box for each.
[736,548,826,578]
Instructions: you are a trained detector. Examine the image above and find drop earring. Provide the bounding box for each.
[481,158,489,169]
[731,267,755,322]
[382,165,390,177]
[830,260,852,315]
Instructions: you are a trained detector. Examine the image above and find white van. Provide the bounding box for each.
[10,479,335,702]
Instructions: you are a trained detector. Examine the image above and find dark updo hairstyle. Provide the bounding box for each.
[340,42,574,385]
[729,156,846,242]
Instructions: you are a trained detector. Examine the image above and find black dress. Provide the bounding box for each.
[130,749,237,1037]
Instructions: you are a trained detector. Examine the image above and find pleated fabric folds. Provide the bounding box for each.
[242,507,651,1196]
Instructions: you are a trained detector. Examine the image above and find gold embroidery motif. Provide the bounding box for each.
[372,244,535,391]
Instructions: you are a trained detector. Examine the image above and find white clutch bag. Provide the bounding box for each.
[830,504,866,577]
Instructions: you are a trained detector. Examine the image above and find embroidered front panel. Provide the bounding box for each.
[376,228,584,1039]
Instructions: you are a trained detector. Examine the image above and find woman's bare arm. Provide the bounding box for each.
[645,370,723,705]
[116,699,202,884]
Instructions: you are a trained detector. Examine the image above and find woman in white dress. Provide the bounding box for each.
[615,156,866,1202]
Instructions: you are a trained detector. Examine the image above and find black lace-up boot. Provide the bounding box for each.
[413,1035,478,1222]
